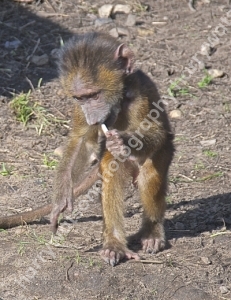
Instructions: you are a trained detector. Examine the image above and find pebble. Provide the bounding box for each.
[175,222,185,230]
[117,27,129,37]
[110,27,129,38]
[31,54,49,66]
[113,4,131,15]
[198,61,205,70]
[132,203,141,209]
[200,139,216,147]
[208,69,224,78]
[200,256,212,265]
[109,28,119,38]
[169,109,182,119]
[4,40,21,49]
[94,17,113,27]
[220,286,229,294]
[125,14,136,27]
[54,146,63,157]
[200,43,212,56]
[98,4,113,18]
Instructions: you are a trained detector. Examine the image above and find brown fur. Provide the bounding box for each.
[50,32,174,266]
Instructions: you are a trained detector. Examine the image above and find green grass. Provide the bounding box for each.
[166,257,175,267]
[88,257,94,267]
[174,136,187,142]
[194,162,205,170]
[0,163,13,176]
[17,241,30,256]
[42,154,58,169]
[203,150,217,158]
[75,251,81,264]
[10,91,33,126]
[168,78,195,98]
[10,90,68,135]
[88,7,98,14]
[33,105,68,135]
[166,196,172,204]
[169,176,181,183]
[198,73,213,88]
[37,78,43,88]
[134,1,149,12]
[197,171,223,181]
[31,231,47,245]
[223,102,230,113]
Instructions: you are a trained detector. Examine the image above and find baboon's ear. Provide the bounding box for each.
[114,44,135,74]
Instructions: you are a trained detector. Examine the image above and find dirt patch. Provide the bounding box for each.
[0,0,231,299]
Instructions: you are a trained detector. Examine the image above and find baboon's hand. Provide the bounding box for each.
[105,129,127,158]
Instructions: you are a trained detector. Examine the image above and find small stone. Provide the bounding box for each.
[109,28,119,38]
[54,146,63,157]
[117,27,129,37]
[132,203,141,209]
[86,13,97,20]
[198,61,205,70]
[169,109,182,119]
[208,69,224,78]
[109,27,129,38]
[200,43,212,56]
[175,222,185,230]
[94,17,113,27]
[200,139,216,147]
[113,4,131,15]
[137,27,155,36]
[98,4,113,18]
[220,286,229,294]
[31,54,49,66]
[200,256,212,265]
[4,40,21,49]
[125,14,136,27]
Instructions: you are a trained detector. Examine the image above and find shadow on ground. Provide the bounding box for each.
[0,0,72,97]
[166,192,231,238]
[62,192,231,252]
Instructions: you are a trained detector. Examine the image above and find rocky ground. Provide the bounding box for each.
[0,0,231,299]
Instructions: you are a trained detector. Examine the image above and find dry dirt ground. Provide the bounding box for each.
[0,0,231,299]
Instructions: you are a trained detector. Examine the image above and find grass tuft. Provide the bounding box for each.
[42,154,58,169]
[10,91,33,126]
[10,90,68,135]
[0,163,13,176]
[198,72,213,88]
